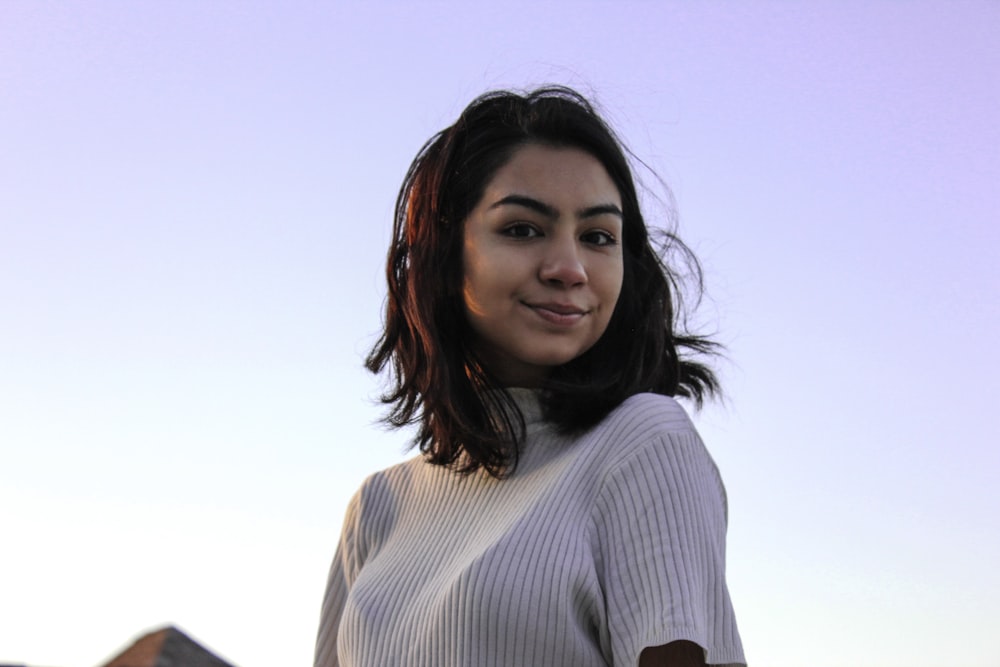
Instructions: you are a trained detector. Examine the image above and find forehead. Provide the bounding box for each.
[481,144,622,206]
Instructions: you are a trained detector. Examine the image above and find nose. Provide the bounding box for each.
[538,237,587,287]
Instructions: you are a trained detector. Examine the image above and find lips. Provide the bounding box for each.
[524,301,588,326]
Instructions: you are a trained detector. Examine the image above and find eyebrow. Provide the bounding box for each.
[489,194,623,220]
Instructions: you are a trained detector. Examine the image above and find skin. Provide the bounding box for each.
[639,640,707,667]
[461,143,624,387]
[462,144,707,666]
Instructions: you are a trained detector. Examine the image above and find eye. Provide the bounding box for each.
[502,223,542,239]
[581,229,618,246]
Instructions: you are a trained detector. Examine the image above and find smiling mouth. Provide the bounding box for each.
[524,302,588,325]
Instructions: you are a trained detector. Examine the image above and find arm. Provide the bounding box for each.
[639,640,706,667]
[592,415,745,666]
[315,488,367,667]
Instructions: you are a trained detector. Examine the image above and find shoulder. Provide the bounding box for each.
[609,392,695,432]
[346,455,426,539]
[356,453,430,501]
[586,393,727,509]
[586,392,699,458]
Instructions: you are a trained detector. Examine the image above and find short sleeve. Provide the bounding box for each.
[591,429,745,667]
[314,489,364,667]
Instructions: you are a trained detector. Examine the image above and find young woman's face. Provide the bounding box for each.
[462,144,624,387]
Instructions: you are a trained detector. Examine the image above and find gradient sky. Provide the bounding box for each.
[2,2,998,666]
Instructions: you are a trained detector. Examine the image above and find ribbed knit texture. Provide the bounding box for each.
[315,391,745,667]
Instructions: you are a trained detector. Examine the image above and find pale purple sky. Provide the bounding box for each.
[2,2,998,666]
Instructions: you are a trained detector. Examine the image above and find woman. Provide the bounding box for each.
[315,87,746,667]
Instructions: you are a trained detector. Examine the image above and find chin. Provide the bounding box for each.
[523,348,588,369]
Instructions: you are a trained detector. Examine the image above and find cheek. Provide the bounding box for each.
[613,260,625,295]
[462,246,508,308]
[460,252,476,301]
[461,277,480,317]
[460,239,483,312]
[604,260,625,306]
[600,264,626,325]
[461,262,494,319]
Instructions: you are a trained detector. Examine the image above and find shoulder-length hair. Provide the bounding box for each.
[366,86,719,477]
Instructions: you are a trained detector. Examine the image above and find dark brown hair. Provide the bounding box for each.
[366,86,719,477]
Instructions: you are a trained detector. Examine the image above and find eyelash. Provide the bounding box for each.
[582,230,618,246]
[502,223,541,239]
[501,223,619,246]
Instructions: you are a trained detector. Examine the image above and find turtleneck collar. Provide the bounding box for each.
[505,387,544,427]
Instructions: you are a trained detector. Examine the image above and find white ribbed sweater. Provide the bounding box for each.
[315,391,745,667]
